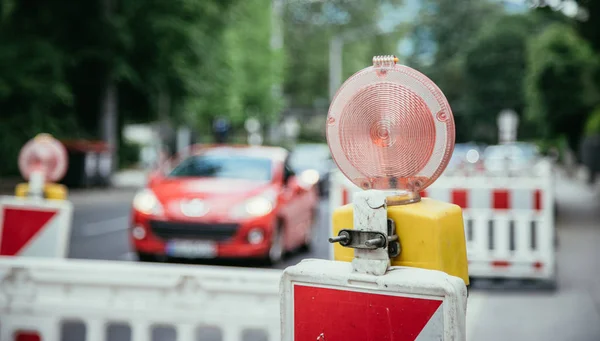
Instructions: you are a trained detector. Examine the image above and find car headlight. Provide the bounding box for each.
[246,196,273,216]
[230,190,277,219]
[132,189,164,215]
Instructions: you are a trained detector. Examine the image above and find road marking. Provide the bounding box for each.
[82,216,129,237]
[466,290,488,341]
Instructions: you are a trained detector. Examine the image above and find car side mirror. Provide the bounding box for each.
[284,165,295,184]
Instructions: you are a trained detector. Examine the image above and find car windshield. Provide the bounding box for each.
[168,154,272,181]
[484,145,534,161]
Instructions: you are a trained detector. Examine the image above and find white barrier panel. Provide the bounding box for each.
[329,160,556,281]
[0,196,72,258]
[0,257,281,341]
[281,259,467,341]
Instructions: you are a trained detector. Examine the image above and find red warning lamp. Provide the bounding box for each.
[326,55,455,195]
[18,133,68,183]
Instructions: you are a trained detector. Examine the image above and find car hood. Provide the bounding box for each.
[148,177,276,221]
[151,177,273,201]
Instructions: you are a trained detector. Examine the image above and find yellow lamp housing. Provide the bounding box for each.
[15,182,68,201]
[332,197,469,286]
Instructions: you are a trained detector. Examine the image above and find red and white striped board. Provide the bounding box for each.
[0,196,72,258]
[281,259,467,341]
[329,160,556,281]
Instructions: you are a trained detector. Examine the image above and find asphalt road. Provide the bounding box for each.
[64,172,600,341]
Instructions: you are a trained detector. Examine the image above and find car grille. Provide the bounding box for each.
[149,221,239,241]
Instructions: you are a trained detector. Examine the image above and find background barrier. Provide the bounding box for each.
[0,257,281,341]
[0,196,73,258]
[329,159,556,281]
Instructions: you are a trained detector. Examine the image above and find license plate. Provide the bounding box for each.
[166,240,216,258]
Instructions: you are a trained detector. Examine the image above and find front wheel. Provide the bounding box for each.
[136,252,157,262]
[266,225,285,266]
[300,208,318,252]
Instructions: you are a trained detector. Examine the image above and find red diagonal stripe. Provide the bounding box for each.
[294,285,442,341]
[1,207,58,255]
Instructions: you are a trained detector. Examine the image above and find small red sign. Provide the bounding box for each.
[0,207,58,255]
[18,134,68,182]
[293,284,442,341]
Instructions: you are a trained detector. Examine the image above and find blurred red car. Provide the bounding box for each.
[130,145,319,264]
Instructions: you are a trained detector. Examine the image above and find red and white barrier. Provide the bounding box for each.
[281,259,467,341]
[329,159,556,281]
[0,256,281,341]
[0,196,72,258]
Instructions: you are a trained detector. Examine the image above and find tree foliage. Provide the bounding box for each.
[405,0,599,148]
[405,0,504,142]
[524,23,599,151]
[584,106,600,136]
[572,0,600,52]
[462,14,540,143]
[0,0,285,175]
[2,0,600,176]
[283,0,405,109]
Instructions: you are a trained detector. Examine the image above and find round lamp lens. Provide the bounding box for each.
[326,56,455,193]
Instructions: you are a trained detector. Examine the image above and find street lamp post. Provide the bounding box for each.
[329,36,344,101]
[328,27,397,101]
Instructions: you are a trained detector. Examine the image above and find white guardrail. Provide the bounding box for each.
[329,159,556,281]
[0,257,281,341]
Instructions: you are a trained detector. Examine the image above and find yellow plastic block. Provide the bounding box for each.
[15,183,69,201]
[332,197,469,285]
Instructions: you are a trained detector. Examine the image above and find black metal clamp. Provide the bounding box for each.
[328,219,401,258]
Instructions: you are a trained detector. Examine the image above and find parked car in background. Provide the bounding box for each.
[288,143,335,197]
[445,142,485,175]
[483,142,541,175]
[130,145,319,265]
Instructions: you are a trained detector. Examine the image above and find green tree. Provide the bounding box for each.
[462,14,540,143]
[195,0,284,131]
[524,23,599,152]
[116,0,239,126]
[0,0,90,175]
[571,0,600,52]
[406,0,503,142]
[0,0,244,175]
[584,106,600,136]
[283,0,405,110]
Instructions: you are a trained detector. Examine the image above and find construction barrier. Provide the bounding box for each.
[0,196,72,258]
[0,257,281,341]
[281,259,467,341]
[329,159,556,281]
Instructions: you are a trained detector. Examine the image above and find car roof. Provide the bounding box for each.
[191,144,288,163]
